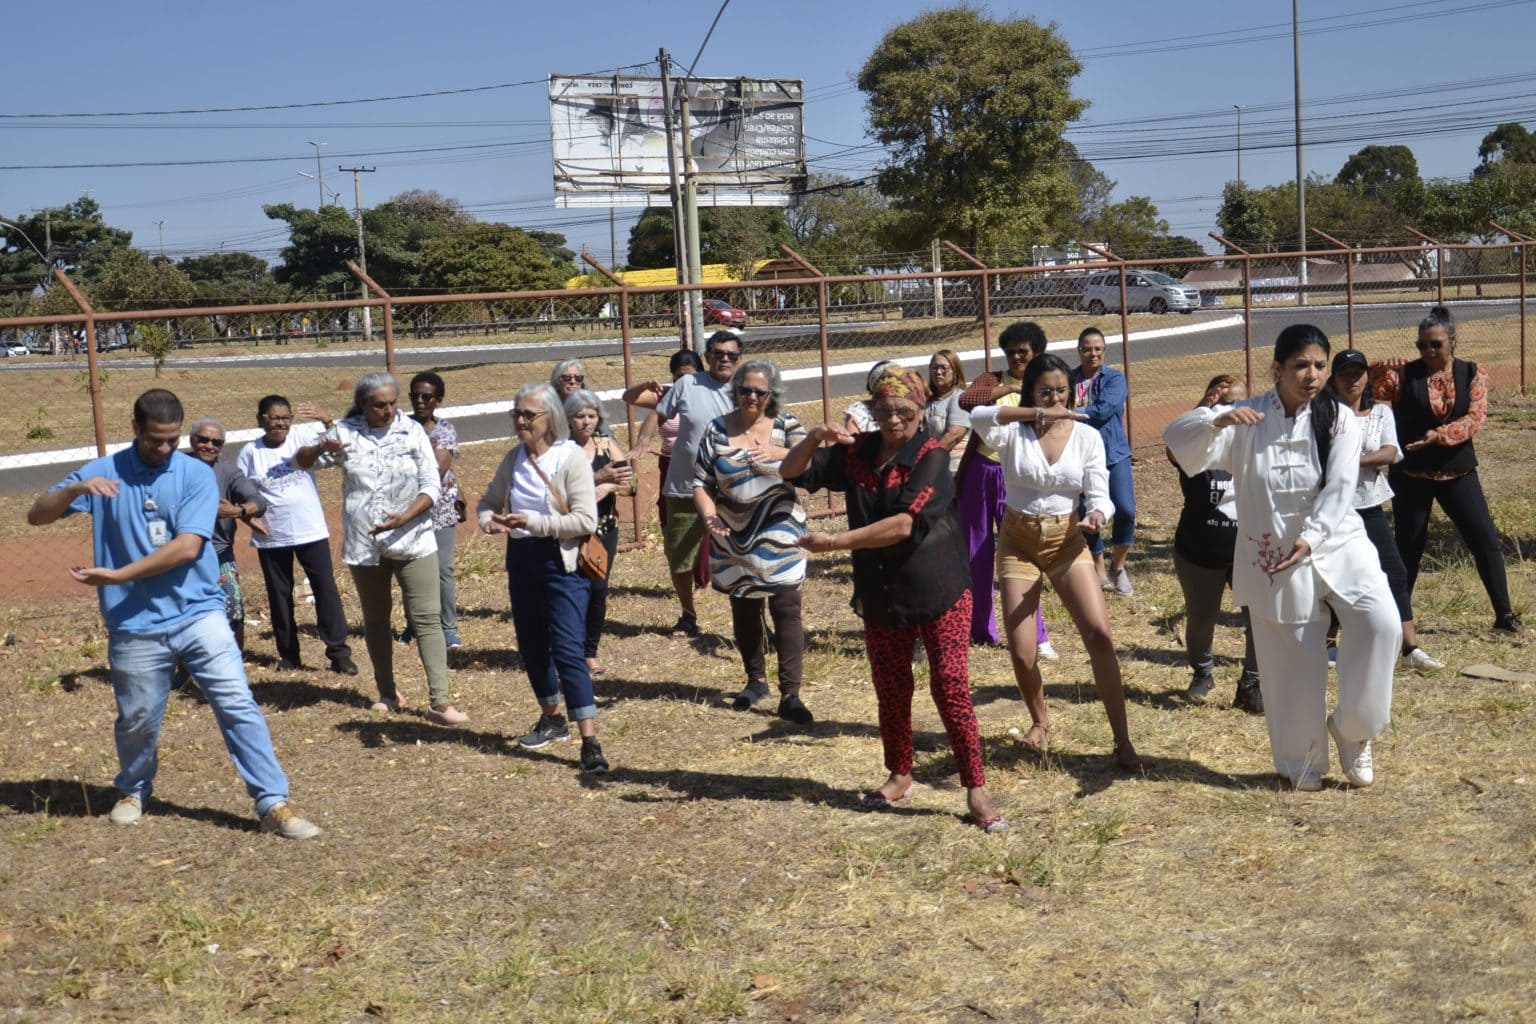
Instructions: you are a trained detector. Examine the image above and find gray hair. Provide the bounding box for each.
[513,382,567,444]
[189,417,226,437]
[731,358,785,414]
[562,388,608,434]
[865,359,897,395]
[348,371,399,419]
[550,358,586,387]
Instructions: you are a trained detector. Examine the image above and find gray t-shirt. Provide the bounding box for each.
[656,371,735,498]
[211,459,266,561]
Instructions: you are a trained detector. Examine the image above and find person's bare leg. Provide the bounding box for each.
[670,571,696,616]
[1054,563,1144,769]
[1402,618,1422,649]
[874,771,914,802]
[1091,550,1109,584]
[1000,576,1050,748]
[1110,542,1132,575]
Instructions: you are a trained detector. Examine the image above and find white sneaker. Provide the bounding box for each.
[259,802,322,840]
[1037,641,1060,662]
[1327,716,1374,788]
[109,795,143,825]
[1402,647,1445,672]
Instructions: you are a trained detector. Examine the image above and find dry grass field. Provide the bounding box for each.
[1,397,1534,1021]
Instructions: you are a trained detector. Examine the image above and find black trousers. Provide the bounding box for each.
[730,588,804,697]
[256,539,353,664]
[1358,504,1412,623]
[583,527,621,659]
[1390,469,1513,620]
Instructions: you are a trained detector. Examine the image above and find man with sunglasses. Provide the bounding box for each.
[188,417,267,652]
[622,332,742,637]
[26,389,323,839]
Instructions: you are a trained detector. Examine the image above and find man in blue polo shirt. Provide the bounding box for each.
[27,388,322,839]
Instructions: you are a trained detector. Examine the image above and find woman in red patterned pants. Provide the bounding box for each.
[783,368,1005,833]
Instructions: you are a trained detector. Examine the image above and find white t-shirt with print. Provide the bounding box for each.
[235,424,330,548]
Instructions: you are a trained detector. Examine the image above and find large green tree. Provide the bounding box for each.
[856,8,1085,251]
[626,207,793,272]
[264,203,364,295]
[92,248,195,312]
[1336,145,1420,191]
[786,174,889,266]
[1215,182,1278,250]
[1,196,133,292]
[1474,122,1536,178]
[418,223,572,293]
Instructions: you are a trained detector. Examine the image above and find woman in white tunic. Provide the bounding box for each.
[1164,325,1400,790]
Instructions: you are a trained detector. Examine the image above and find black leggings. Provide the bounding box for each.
[730,588,804,697]
[1358,504,1412,623]
[1390,469,1513,620]
[583,527,621,659]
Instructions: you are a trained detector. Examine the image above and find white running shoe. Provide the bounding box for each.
[1327,715,1374,788]
[1037,641,1060,662]
[1402,647,1445,672]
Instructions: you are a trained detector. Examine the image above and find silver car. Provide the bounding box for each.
[1080,270,1201,315]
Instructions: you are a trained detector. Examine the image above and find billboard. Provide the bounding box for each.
[549,75,806,208]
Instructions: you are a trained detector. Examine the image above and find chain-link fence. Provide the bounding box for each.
[3,235,1529,615]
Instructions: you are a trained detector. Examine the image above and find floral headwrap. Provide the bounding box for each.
[871,369,929,408]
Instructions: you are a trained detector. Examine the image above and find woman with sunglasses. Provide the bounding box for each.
[783,369,1004,832]
[402,372,463,650]
[1371,306,1522,635]
[550,358,590,402]
[692,358,814,724]
[479,383,608,772]
[298,373,468,726]
[565,388,634,677]
[188,417,267,653]
[972,353,1144,771]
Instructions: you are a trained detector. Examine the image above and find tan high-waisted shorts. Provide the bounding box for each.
[996,508,1091,583]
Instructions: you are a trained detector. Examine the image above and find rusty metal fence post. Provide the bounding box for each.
[346,261,394,373]
[1080,242,1134,450]
[943,241,992,371]
[1492,222,1532,394]
[51,268,107,455]
[1310,228,1355,346]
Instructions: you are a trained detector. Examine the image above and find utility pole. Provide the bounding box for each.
[154,220,165,260]
[658,49,692,347]
[679,90,706,350]
[307,141,326,211]
[1293,0,1307,306]
[338,165,376,342]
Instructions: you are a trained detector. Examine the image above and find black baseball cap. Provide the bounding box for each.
[1332,349,1369,373]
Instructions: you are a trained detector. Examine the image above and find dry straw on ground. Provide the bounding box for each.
[1,395,1533,1022]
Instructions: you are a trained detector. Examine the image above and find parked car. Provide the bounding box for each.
[702,298,748,328]
[1080,270,1201,315]
[2,342,29,357]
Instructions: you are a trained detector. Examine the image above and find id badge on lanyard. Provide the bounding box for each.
[145,498,169,548]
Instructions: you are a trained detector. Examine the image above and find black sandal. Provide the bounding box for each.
[669,612,700,638]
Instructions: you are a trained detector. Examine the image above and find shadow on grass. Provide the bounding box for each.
[59,666,111,692]
[0,778,256,833]
[987,743,1276,799]
[248,677,368,711]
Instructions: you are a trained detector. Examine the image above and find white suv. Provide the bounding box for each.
[1080,271,1200,315]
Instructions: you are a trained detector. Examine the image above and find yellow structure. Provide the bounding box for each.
[565,259,773,290]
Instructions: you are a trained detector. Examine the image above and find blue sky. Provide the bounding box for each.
[3,0,1533,265]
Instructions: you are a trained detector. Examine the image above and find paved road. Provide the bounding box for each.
[1,299,1516,497]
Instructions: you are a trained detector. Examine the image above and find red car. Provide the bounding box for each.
[702,298,748,328]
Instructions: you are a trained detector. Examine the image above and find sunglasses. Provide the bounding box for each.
[1004,348,1031,359]
[871,404,918,421]
[191,434,225,448]
[409,391,438,402]
[737,386,771,399]
[709,350,741,362]
[1415,340,1446,351]
[557,374,585,384]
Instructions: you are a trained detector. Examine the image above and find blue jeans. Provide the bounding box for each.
[1083,457,1137,555]
[108,611,290,816]
[505,537,596,721]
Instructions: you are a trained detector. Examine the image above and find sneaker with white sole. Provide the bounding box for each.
[1037,640,1060,662]
[1327,715,1374,788]
[518,712,570,749]
[109,795,143,825]
[1402,646,1445,672]
[259,802,322,840]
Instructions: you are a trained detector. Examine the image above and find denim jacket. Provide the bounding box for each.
[1071,365,1131,465]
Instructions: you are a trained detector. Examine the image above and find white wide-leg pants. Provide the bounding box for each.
[1249,577,1401,784]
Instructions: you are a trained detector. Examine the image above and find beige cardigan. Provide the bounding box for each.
[476,441,598,574]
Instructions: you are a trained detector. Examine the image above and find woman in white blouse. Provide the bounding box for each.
[970,353,1145,771]
[1165,325,1400,791]
[478,383,608,774]
[298,373,466,725]
[1328,349,1441,671]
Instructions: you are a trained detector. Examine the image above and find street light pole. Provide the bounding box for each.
[1233,104,1244,185]
[154,219,165,260]
[307,141,326,211]
[1293,0,1308,306]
